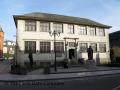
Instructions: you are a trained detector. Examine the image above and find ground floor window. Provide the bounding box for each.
[90,43,97,52]
[79,43,88,52]
[99,43,106,53]
[24,41,36,53]
[55,42,64,53]
[40,42,50,53]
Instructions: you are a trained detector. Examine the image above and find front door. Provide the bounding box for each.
[69,49,75,59]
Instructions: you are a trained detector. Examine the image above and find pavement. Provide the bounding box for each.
[0,60,11,74]
[0,60,120,81]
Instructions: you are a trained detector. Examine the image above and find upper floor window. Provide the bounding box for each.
[78,26,87,35]
[53,23,63,33]
[90,43,97,52]
[89,27,96,36]
[68,24,74,34]
[40,42,50,53]
[79,43,88,52]
[98,28,105,36]
[40,21,50,32]
[99,43,106,53]
[25,21,36,31]
[25,41,36,53]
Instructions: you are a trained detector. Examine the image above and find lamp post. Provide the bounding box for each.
[49,30,60,72]
[74,39,78,61]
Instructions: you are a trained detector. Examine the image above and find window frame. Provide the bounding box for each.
[24,41,36,53]
[68,24,74,34]
[55,42,64,53]
[89,27,96,36]
[79,43,88,52]
[98,28,105,36]
[53,22,63,33]
[78,25,87,35]
[90,43,97,53]
[25,20,36,31]
[99,43,106,53]
[40,21,50,32]
[40,41,51,53]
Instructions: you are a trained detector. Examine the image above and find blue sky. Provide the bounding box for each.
[0,0,120,41]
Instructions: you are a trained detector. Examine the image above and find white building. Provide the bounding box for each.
[13,12,111,66]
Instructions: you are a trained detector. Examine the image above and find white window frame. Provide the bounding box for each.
[40,21,50,32]
[40,41,51,53]
[98,28,105,36]
[99,43,106,53]
[90,43,97,52]
[25,20,36,31]
[53,23,63,33]
[78,26,87,35]
[79,43,88,52]
[89,27,96,36]
[68,24,74,34]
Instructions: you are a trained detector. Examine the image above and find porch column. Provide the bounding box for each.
[64,38,68,59]
[74,39,78,60]
[64,38,68,60]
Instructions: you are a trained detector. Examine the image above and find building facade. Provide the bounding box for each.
[0,25,4,60]
[13,12,111,66]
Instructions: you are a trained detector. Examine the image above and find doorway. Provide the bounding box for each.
[69,49,75,59]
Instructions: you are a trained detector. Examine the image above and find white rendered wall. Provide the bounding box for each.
[16,20,110,65]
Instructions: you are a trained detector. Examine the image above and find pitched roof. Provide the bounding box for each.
[13,12,111,28]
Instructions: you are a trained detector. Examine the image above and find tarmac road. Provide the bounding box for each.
[1,74,120,90]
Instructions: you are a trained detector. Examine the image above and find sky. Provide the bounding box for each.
[0,0,120,41]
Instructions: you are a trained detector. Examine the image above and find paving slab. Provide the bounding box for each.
[0,60,11,74]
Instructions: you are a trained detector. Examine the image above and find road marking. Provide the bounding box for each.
[112,85,120,90]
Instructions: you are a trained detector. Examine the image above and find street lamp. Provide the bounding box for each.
[49,30,60,72]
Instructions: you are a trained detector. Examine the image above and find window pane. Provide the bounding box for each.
[99,43,106,52]
[25,21,36,31]
[90,43,97,52]
[40,42,50,53]
[78,26,87,35]
[98,28,105,36]
[89,27,96,36]
[79,43,88,52]
[55,42,64,53]
[53,23,63,33]
[25,41,36,53]
[40,22,50,32]
[68,24,74,34]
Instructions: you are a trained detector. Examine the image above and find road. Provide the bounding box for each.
[1,74,120,90]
